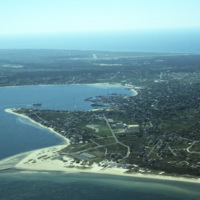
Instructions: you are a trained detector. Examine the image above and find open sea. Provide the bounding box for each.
[0,170,200,200]
[0,84,199,199]
[1,28,200,53]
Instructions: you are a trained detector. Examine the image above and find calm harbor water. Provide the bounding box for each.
[0,84,133,160]
[0,84,199,199]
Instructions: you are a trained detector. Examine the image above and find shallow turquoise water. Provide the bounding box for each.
[0,170,199,200]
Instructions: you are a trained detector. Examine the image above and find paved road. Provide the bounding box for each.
[103,115,130,158]
[168,145,177,156]
[147,140,160,158]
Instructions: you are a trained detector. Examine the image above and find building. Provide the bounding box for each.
[127,124,139,132]
[115,122,125,128]
[80,153,96,159]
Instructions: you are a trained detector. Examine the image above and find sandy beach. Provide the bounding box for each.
[1,82,138,97]
[1,108,200,183]
[85,82,138,97]
[0,143,199,184]
[5,108,70,145]
[86,82,124,87]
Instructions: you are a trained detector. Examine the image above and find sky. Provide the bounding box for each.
[0,0,200,36]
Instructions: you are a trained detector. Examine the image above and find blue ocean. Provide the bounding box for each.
[1,28,200,53]
[0,170,199,200]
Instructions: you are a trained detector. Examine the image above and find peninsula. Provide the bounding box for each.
[1,50,200,183]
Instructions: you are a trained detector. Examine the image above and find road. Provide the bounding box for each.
[168,145,177,156]
[186,141,200,154]
[147,140,160,158]
[103,114,130,158]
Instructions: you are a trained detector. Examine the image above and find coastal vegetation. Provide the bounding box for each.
[1,50,200,177]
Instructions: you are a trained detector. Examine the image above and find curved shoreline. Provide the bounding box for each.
[2,109,200,184]
[5,108,70,145]
[2,148,200,184]
[0,82,138,96]
[85,82,138,96]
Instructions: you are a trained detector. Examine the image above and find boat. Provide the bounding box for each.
[91,103,110,107]
[32,103,42,106]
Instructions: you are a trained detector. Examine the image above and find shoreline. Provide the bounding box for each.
[0,82,138,96]
[5,108,70,145]
[0,82,124,88]
[85,82,138,96]
[1,147,199,184]
[2,108,200,184]
[0,82,138,100]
